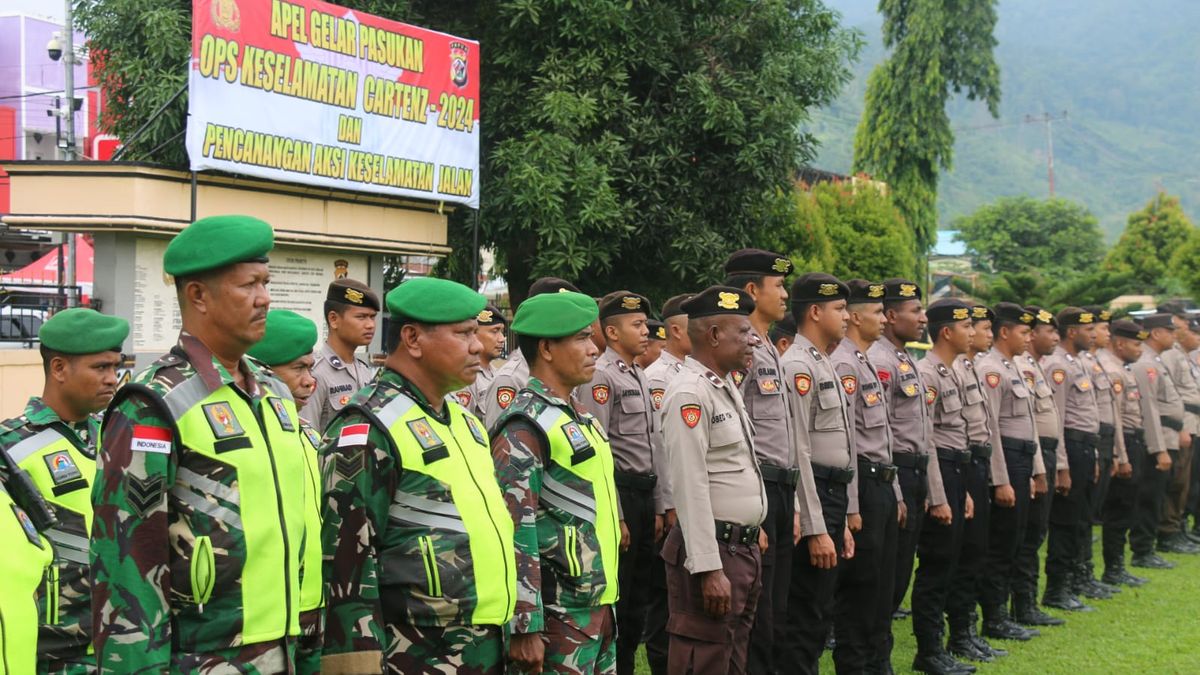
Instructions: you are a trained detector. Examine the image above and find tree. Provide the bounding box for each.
[78,0,861,306]
[815,180,916,280]
[953,196,1106,274]
[1105,193,1197,292]
[852,0,1001,254]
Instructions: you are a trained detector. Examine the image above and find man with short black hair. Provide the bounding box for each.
[302,278,380,429]
[1154,303,1200,553]
[453,304,508,417]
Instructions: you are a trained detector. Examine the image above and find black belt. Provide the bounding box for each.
[936,447,972,464]
[1186,403,1200,415]
[1001,436,1038,455]
[1161,416,1184,432]
[811,462,855,484]
[1064,428,1100,446]
[892,452,929,471]
[857,457,898,483]
[760,463,801,487]
[614,470,657,491]
[1039,436,1059,452]
[715,520,760,546]
[1124,428,1145,442]
[969,443,993,460]
[1098,423,1115,439]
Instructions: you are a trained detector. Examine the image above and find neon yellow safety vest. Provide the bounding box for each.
[362,390,516,626]
[298,422,324,613]
[0,484,53,675]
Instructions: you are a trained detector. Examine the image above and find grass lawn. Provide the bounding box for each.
[635,537,1200,673]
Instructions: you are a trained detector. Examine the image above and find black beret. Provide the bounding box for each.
[1140,313,1174,330]
[683,285,755,319]
[327,278,381,311]
[598,291,651,319]
[1112,319,1149,341]
[528,277,580,297]
[846,279,886,304]
[662,293,694,319]
[883,278,922,302]
[770,312,796,340]
[1156,299,1188,317]
[723,248,794,277]
[1082,305,1112,322]
[994,302,1036,326]
[1189,317,1200,333]
[1057,307,1096,327]
[926,298,973,325]
[971,305,996,323]
[791,273,849,303]
[476,304,507,326]
[1026,305,1056,328]
[648,320,667,341]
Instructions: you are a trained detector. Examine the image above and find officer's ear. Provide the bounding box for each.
[396,322,425,357]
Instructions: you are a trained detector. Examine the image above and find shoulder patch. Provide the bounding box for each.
[1147,367,1158,382]
[11,504,42,547]
[650,387,665,410]
[496,386,517,409]
[562,421,591,452]
[338,423,371,447]
[877,368,891,386]
[680,403,702,429]
[202,402,245,439]
[464,415,486,446]
[1051,369,1066,385]
[794,373,812,396]
[43,450,82,485]
[406,418,446,450]
[124,473,164,517]
[840,375,857,396]
[334,447,365,480]
[986,372,1002,389]
[454,390,473,407]
[925,386,938,406]
[268,398,295,432]
[302,426,322,448]
[131,425,172,454]
[591,384,611,405]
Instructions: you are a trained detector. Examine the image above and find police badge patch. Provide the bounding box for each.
[203,402,244,438]
[794,373,812,396]
[1051,369,1067,385]
[496,386,517,409]
[44,450,82,485]
[650,388,666,410]
[680,404,702,429]
[592,384,611,405]
[840,375,857,396]
[986,372,1002,388]
[454,391,473,408]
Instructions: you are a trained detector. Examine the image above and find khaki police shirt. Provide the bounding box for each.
[1042,346,1101,438]
[646,350,686,512]
[1092,349,1128,464]
[661,357,767,574]
[781,334,852,536]
[1137,348,1185,451]
[452,361,497,419]
[918,351,970,452]
[736,332,796,471]
[1161,346,1200,435]
[869,340,948,507]
[482,351,530,430]
[831,337,902,508]
[955,354,1010,484]
[1127,357,1168,456]
[976,349,1042,482]
[1019,354,1061,473]
[300,341,376,431]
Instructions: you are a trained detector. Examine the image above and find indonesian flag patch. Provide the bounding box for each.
[131,425,172,454]
[680,404,702,429]
[338,423,370,448]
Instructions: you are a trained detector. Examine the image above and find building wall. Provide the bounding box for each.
[0,348,42,418]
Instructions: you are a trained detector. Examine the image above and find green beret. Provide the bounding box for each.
[39,308,129,354]
[247,310,318,365]
[387,277,486,324]
[164,214,274,277]
[512,291,598,338]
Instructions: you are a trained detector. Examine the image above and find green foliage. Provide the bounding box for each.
[1169,229,1200,302]
[852,0,1001,253]
[953,196,1105,274]
[1104,193,1197,292]
[960,268,1140,311]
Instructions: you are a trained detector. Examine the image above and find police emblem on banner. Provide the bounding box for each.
[450,41,469,87]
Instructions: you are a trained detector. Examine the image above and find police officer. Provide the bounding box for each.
[302,278,380,429]
[643,293,693,675]
[0,308,125,673]
[491,291,620,674]
[320,276,516,672]
[870,279,947,640]
[92,215,308,671]
[1012,307,1063,624]
[1181,317,1200,541]
[1081,307,1121,543]
[912,299,978,675]
[660,285,767,675]
[1131,313,1186,569]
[830,280,903,673]
[483,277,582,429]
[453,304,508,417]
[581,290,662,675]
[1041,308,1104,611]
[946,304,1009,663]
[723,248,798,674]
[780,272,856,674]
[246,309,324,673]
[639,319,667,369]
[0,477,53,674]
[1100,320,1153,586]
[770,312,797,356]
[975,303,1039,641]
[1153,302,1200,554]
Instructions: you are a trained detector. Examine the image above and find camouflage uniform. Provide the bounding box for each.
[0,397,99,674]
[491,378,620,675]
[90,333,306,673]
[298,419,326,675]
[320,367,516,674]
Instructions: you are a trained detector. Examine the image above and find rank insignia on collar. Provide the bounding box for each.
[808,347,822,360]
[650,388,665,410]
[203,402,244,439]
[454,391,473,407]
[937,363,949,376]
[986,372,1002,388]
[855,350,866,362]
[616,360,630,373]
[841,375,857,396]
[680,404,702,429]
[925,387,938,406]
[44,450,82,485]
[329,355,344,368]
[794,373,812,396]
[1051,369,1067,385]
[496,386,517,409]
[592,384,611,405]
[464,416,486,446]
[269,398,295,432]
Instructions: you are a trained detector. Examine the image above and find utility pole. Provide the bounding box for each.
[1024,111,1067,197]
[62,0,77,306]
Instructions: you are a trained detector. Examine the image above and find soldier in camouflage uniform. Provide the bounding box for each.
[491,291,621,674]
[0,308,126,674]
[320,276,516,674]
[247,309,324,674]
[91,215,309,672]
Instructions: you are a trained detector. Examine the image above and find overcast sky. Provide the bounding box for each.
[2,0,66,23]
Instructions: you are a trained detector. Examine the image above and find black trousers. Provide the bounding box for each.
[784,478,848,675]
[1102,435,1143,567]
[912,456,969,651]
[1046,439,1097,584]
[747,477,796,675]
[616,484,655,675]
[1091,429,1116,525]
[1187,437,1200,521]
[833,470,898,673]
[979,447,1033,620]
[1013,447,1056,598]
[892,464,929,610]
[946,454,992,628]
[1131,449,1171,556]
[645,525,670,675]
